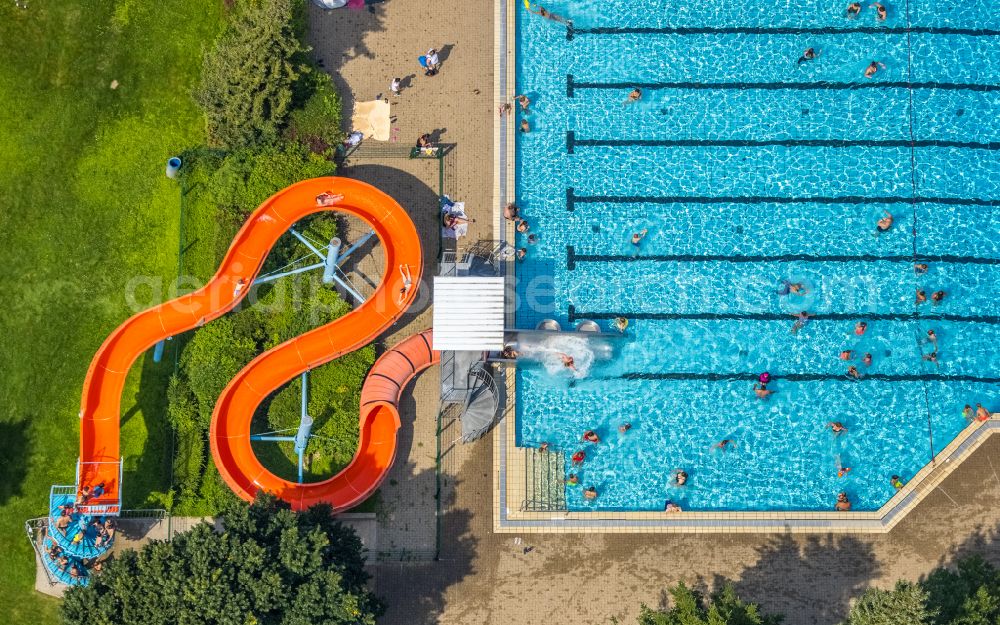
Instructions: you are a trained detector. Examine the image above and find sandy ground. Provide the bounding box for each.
[307,3,1000,624]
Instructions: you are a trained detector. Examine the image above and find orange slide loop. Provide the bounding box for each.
[76,177,437,512]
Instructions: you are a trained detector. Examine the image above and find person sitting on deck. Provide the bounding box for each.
[75,486,91,507]
[977,403,991,422]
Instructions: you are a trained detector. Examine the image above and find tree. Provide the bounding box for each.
[196,0,310,149]
[62,494,382,625]
[922,556,1000,625]
[842,581,936,625]
[638,582,781,625]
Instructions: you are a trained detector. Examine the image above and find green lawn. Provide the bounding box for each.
[0,2,223,622]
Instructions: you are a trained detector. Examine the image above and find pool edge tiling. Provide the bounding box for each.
[494,0,999,532]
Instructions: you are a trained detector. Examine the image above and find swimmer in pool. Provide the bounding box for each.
[514,94,531,112]
[571,450,586,465]
[922,350,938,364]
[777,280,808,295]
[612,317,629,333]
[673,470,688,486]
[855,321,868,336]
[914,263,929,274]
[926,329,937,345]
[890,475,905,489]
[582,430,600,443]
[626,88,642,103]
[916,289,927,304]
[618,423,632,434]
[791,310,811,334]
[828,421,847,434]
[963,404,975,420]
[560,353,576,370]
[839,350,856,361]
[865,61,886,78]
[566,473,579,486]
[520,119,531,133]
[517,219,530,233]
[665,501,683,513]
[631,229,648,246]
[836,491,852,511]
[797,47,816,65]
[583,486,598,499]
[875,210,893,234]
[931,290,946,305]
[540,442,549,452]
[754,382,774,399]
[862,352,873,367]
[529,4,572,26]
[870,2,887,20]
[846,2,862,18]
[976,403,991,421]
[847,365,861,379]
[716,439,734,450]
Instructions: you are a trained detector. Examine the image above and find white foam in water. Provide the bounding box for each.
[523,334,597,379]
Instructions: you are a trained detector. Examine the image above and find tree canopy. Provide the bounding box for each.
[62,494,382,625]
[637,583,781,625]
[196,0,310,149]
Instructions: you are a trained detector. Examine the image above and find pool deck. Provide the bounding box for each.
[307,1,1000,623]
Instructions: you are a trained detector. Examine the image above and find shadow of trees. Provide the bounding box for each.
[0,419,30,505]
[718,534,881,625]
[369,464,478,625]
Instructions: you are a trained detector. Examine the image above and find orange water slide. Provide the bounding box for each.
[77,177,433,512]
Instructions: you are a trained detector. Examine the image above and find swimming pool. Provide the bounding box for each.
[512,0,1000,512]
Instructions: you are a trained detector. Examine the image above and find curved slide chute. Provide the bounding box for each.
[77,177,434,512]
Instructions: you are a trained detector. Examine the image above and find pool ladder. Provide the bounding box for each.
[521,446,567,512]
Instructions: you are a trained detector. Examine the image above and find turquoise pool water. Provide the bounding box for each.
[513,0,1000,511]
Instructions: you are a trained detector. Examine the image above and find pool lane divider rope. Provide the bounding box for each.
[566,131,1000,154]
[566,306,1000,325]
[565,245,1000,270]
[566,74,1000,97]
[567,25,1000,40]
[565,187,1000,211]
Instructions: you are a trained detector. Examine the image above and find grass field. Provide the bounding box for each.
[0,2,223,621]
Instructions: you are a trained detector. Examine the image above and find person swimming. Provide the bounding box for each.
[875,210,893,234]
[931,290,946,305]
[870,2,887,20]
[582,430,600,443]
[847,365,861,379]
[865,61,886,79]
[840,350,856,361]
[627,88,642,103]
[916,289,927,304]
[571,450,585,465]
[927,329,937,344]
[976,403,991,421]
[631,229,648,246]
[828,421,847,434]
[777,280,807,296]
[754,382,774,399]
[963,404,975,420]
[797,47,816,65]
[890,475,904,489]
[665,501,682,513]
[846,2,862,17]
[612,317,629,333]
[673,470,688,486]
[716,439,734,450]
[914,263,928,274]
[560,353,576,370]
[583,486,598,499]
[566,473,579,486]
[618,423,632,434]
[791,311,811,334]
[862,352,873,367]
[835,491,852,511]
[854,321,868,336]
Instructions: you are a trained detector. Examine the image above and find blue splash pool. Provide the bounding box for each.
[513,0,1000,511]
